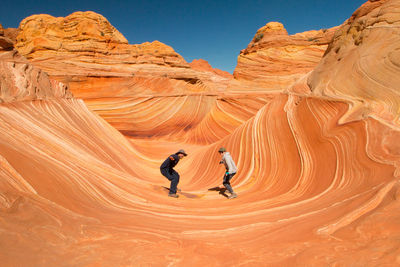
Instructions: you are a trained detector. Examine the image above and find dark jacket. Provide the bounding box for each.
[160,154,180,171]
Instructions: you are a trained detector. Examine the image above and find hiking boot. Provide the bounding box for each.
[168,193,179,198]
[228,193,238,199]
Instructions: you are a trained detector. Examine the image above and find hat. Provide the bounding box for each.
[176,149,187,156]
[218,147,226,153]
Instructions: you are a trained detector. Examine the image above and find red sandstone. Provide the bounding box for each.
[0,1,399,265]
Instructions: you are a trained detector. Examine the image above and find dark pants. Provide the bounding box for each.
[160,168,180,194]
[223,173,236,194]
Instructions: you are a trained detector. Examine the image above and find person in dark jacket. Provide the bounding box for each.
[160,149,187,198]
[218,147,238,199]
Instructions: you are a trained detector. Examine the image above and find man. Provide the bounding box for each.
[218,147,238,199]
[160,149,187,198]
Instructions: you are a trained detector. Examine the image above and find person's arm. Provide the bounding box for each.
[162,155,175,169]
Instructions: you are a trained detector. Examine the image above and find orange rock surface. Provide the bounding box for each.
[1,1,400,266]
[190,59,233,79]
[13,11,233,135]
[306,0,400,128]
[0,24,71,102]
[233,21,337,91]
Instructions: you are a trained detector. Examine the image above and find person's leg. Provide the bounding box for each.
[223,173,235,194]
[169,170,180,194]
[160,168,169,179]
[161,169,179,196]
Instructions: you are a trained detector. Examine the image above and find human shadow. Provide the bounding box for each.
[208,186,229,198]
[162,186,181,192]
[162,186,198,198]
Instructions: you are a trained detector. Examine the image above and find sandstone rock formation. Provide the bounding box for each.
[190,59,233,79]
[306,0,400,128]
[14,11,229,88]
[1,0,400,266]
[12,11,233,136]
[233,21,337,91]
[0,24,71,102]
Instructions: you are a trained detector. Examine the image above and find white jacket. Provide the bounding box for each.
[222,152,237,174]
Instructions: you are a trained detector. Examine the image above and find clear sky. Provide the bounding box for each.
[1,0,367,73]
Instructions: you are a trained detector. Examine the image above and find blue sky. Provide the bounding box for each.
[1,0,367,73]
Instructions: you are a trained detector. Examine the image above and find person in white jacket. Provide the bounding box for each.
[218,147,238,199]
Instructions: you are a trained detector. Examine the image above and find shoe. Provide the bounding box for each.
[228,193,237,199]
[168,193,179,198]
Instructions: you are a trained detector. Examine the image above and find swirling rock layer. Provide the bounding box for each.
[12,11,233,136]
[0,24,71,102]
[1,94,399,266]
[1,1,400,266]
[306,0,400,128]
[233,22,337,91]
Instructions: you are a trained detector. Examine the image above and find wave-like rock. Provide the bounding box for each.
[1,1,400,265]
[306,0,400,128]
[87,93,272,144]
[12,11,234,136]
[1,94,399,266]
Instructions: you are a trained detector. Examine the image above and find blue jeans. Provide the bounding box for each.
[161,168,180,194]
[223,173,236,194]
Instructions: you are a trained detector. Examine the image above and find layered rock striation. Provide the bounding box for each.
[15,11,183,67]
[12,11,234,137]
[233,21,337,91]
[1,1,400,266]
[0,24,71,102]
[14,11,230,92]
[305,0,400,128]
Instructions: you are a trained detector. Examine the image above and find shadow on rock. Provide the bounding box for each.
[208,187,229,198]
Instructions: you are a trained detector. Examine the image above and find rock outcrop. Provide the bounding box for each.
[190,59,233,79]
[233,22,337,91]
[14,11,230,90]
[0,24,71,102]
[12,11,233,136]
[306,0,400,128]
